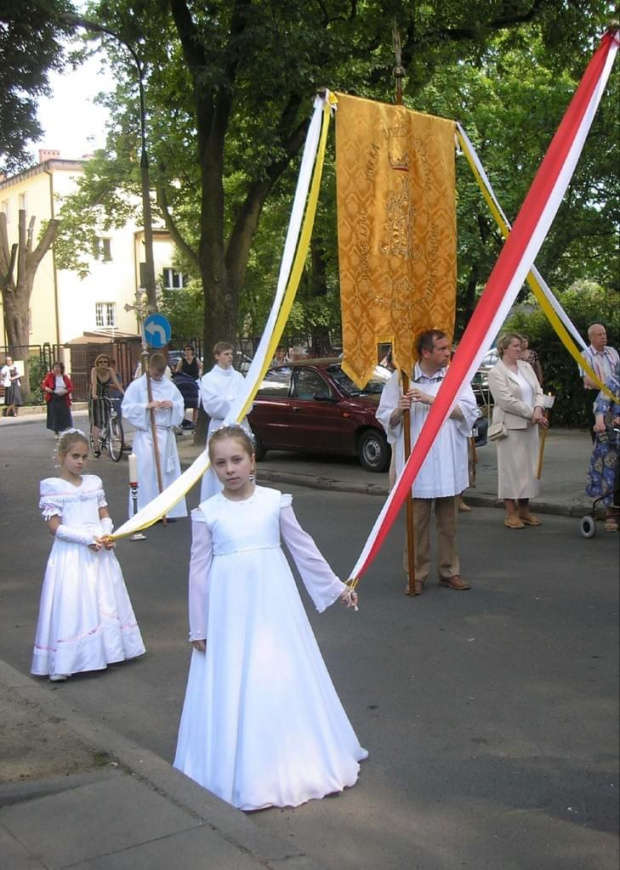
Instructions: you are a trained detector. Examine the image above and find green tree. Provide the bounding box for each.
[0,0,75,174]
[55,0,614,353]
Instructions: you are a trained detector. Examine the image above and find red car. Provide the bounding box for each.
[248,358,392,472]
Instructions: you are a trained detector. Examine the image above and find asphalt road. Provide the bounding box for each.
[1,421,618,870]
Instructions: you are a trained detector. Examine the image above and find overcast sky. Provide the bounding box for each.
[29,47,111,163]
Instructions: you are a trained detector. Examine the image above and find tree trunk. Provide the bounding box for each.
[0,210,60,395]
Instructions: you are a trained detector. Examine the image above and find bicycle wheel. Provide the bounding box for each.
[108,418,125,462]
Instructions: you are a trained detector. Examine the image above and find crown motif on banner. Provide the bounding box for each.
[384,121,409,171]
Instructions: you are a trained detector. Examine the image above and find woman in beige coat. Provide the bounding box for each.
[487,333,548,529]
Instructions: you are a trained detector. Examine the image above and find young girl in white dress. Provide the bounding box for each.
[32,430,145,681]
[174,425,367,811]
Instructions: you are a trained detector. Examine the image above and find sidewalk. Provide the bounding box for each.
[176,427,598,519]
[0,660,326,870]
[1,408,599,516]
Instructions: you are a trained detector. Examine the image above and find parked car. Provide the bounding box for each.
[248,359,392,472]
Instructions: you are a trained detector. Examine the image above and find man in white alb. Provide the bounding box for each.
[122,353,187,520]
[376,329,478,595]
[199,341,251,501]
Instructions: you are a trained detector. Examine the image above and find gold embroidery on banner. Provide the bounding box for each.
[335,93,457,387]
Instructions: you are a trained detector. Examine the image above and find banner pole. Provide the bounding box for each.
[401,370,417,594]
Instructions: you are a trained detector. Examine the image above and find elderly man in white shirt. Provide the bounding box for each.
[377,329,478,596]
[580,323,619,439]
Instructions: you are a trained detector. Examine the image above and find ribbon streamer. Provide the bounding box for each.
[457,125,619,404]
[113,95,334,538]
[348,28,619,584]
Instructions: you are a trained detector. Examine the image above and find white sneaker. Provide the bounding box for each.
[49,674,68,682]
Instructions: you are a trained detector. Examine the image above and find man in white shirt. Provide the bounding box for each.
[199,341,250,501]
[580,323,619,437]
[122,353,187,520]
[376,330,478,595]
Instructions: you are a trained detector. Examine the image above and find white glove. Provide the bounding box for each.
[100,517,114,536]
[55,524,97,547]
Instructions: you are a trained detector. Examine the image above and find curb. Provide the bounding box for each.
[0,660,328,870]
[176,446,599,520]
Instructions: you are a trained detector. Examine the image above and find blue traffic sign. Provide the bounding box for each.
[143,313,172,349]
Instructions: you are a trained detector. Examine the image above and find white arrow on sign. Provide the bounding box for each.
[145,323,167,343]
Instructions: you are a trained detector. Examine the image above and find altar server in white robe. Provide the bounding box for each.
[376,329,478,595]
[199,341,251,501]
[122,352,188,519]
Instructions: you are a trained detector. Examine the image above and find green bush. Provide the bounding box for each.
[505,282,619,427]
[27,355,46,405]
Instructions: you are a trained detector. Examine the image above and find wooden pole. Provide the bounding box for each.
[145,354,166,522]
[537,395,553,479]
[401,370,417,594]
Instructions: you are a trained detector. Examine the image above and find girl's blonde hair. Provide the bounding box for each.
[208,425,254,461]
[94,353,110,367]
[58,429,89,457]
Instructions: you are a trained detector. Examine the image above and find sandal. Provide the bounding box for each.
[604,517,619,532]
[519,512,542,526]
[504,515,525,529]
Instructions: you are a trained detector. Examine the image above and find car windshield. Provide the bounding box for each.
[327,364,390,396]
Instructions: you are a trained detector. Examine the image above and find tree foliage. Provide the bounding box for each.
[53,0,617,354]
[0,0,75,174]
[506,281,619,427]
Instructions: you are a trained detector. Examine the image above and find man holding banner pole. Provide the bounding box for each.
[377,330,478,595]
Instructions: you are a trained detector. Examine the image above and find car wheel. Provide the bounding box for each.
[252,429,267,461]
[358,429,390,473]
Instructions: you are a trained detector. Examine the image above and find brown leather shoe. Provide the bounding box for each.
[439,575,471,591]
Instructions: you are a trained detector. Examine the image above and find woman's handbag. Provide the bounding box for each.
[488,421,508,441]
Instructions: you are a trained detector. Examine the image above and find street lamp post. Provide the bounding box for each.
[64,15,157,313]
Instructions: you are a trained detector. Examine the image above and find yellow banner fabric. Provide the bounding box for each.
[335,93,457,386]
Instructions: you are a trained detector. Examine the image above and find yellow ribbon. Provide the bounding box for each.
[457,129,619,405]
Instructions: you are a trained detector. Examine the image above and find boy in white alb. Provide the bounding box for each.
[122,353,188,519]
[199,341,251,501]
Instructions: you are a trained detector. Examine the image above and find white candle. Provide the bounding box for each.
[128,453,138,484]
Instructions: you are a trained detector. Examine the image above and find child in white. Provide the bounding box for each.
[32,430,145,681]
[174,426,367,811]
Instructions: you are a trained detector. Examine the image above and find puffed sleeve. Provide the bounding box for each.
[90,475,108,510]
[39,479,64,521]
[279,494,346,613]
[188,508,213,641]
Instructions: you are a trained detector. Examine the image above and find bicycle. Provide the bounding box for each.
[90,396,125,463]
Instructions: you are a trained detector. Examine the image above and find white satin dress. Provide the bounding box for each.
[32,475,145,677]
[174,485,367,811]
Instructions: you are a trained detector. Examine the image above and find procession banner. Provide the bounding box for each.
[348,29,619,584]
[457,124,620,404]
[335,93,457,387]
[113,95,333,539]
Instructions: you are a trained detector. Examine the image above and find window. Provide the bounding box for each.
[93,237,112,261]
[95,302,116,328]
[162,267,187,290]
[292,369,330,401]
[1,200,10,223]
[257,368,292,397]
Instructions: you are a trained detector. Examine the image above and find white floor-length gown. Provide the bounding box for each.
[32,475,145,677]
[174,486,367,811]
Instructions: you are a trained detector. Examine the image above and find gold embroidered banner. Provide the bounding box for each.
[335,93,457,386]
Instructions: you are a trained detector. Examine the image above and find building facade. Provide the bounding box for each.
[0,150,181,358]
